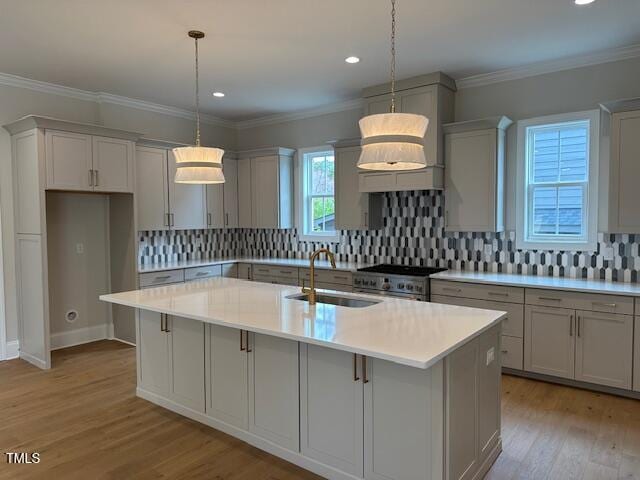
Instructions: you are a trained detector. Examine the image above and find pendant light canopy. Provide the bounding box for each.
[358,0,429,171]
[174,30,225,184]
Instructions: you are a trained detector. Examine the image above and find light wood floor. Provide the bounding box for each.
[0,341,639,480]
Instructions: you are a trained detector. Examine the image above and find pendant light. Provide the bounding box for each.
[358,0,429,171]
[174,30,225,184]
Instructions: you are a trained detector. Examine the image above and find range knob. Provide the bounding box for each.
[354,278,362,285]
[406,284,414,291]
[382,282,391,291]
[398,283,405,289]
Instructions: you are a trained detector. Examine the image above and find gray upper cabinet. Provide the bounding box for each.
[45,130,134,193]
[135,143,207,231]
[334,140,383,230]
[237,148,295,229]
[358,72,455,193]
[443,117,511,232]
[135,146,170,231]
[602,102,640,233]
[206,153,238,229]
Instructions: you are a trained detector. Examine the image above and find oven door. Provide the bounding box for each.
[353,288,425,301]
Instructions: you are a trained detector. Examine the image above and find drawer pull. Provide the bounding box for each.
[333,275,349,281]
[488,291,508,297]
[538,297,562,302]
[501,349,508,354]
[154,275,171,281]
[280,270,293,275]
[592,302,617,308]
[196,271,211,276]
[442,287,462,293]
[353,354,359,382]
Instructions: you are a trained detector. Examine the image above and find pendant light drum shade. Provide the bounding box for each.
[358,113,429,170]
[173,146,225,184]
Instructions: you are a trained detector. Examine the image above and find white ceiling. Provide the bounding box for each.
[1,0,639,121]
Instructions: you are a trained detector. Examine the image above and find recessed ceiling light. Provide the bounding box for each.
[345,56,360,64]
[212,92,225,97]
[574,0,595,5]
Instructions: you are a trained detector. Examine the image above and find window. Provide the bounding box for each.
[299,147,337,242]
[516,111,599,251]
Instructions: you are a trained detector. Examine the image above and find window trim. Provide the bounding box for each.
[296,146,339,243]
[516,110,600,252]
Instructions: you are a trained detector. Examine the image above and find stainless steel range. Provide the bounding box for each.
[353,265,447,301]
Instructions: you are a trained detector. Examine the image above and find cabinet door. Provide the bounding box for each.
[45,130,92,191]
[169,316,205,412]
[206,325,248,429]
[400,86,437,164]
[221,263,238,278]
[92,136,134,193]
[248,333,299,451]
[574,310,633,389]
[237,157,252,227]
[610,111,640,233]
[251,156,280,228]
[206,184,225,228]
[237,263,252,280]
[634,317,640,392]
[445,129,498,232]
[223,157,239,228]
[364,357,443,480]
[300,344,363,477]
[524,305,575,379]
[167,149,207,230]
[135,147,170,231]
[138,310,170,395]
[335,146,382,230]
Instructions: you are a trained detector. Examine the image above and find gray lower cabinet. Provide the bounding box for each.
[634,316,640,392]
[247,333,300,451]
[300,344,364,477]
[524,306,575,379]
[206,324,249,430]
[138,311,205,412]
[574,310,633,389]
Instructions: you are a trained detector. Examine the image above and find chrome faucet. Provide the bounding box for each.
[302,248,337,305]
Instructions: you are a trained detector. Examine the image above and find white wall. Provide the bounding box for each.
[0,83,236,346]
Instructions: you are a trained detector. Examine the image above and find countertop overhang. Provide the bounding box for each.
[100,277,506,369]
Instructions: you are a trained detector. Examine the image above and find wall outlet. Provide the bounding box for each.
[603,247,614,261]
[75,243,84,254]
[486,347,495,366]
[484,244,493,256]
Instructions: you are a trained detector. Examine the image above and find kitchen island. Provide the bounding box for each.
[101,277,506,480]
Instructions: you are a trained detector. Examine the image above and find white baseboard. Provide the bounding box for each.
[50,324,110,350]
[111,337,136,347]
[4,340,19,360]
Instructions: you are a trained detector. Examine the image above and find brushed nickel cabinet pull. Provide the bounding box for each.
[170,213,175,227]
[89,169,93,186]
[592,302,617,308]
[364,212,368,227]
[94,169,99,186]
[577,315,581,338]
[207,213,212,226]
[165,213,171,227]
[362,356,369,384]
[240,330,245,351]
[165,316,170,333]
[539,297,562,302]
[501,349,508,354]
[569,314,574,337]
[443,287,462,293]
[154,275,171,282]
[225,213,229,226]
[160,314,166,332]
[246,332,252,353]
[353,354,359,382]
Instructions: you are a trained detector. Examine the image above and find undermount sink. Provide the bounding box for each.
[286,293,380,308]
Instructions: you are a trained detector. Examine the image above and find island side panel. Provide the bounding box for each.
[446,324,502,480]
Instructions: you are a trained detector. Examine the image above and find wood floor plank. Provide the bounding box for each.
[1,341,640,479]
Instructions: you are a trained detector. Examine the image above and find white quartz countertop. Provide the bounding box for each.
[431,270,640,297]
[137,257,367,274]
[100,278,506,369]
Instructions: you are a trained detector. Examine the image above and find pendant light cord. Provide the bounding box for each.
[390,0,396,113]
[194,36,201,147]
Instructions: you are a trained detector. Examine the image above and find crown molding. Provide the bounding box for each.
[235,98,363,130]
[456,43,640,90]
[0,72,234,128]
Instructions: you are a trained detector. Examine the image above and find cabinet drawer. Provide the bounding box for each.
[501,336,523,370]
[185,265,222,281]
[431,295,523,338]
[299,268,352,286]
[139,269,185,287]
[299,280,353,293]
[253,274,299,287]
[252,265,299,280]
[431,280,524,304]
[525,288,634,315]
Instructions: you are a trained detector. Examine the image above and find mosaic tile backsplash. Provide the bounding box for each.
[139,190,640,283]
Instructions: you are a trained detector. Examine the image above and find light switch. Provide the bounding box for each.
[603,247,614,261]
[484,244,493,256]
[486,347,495,366]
